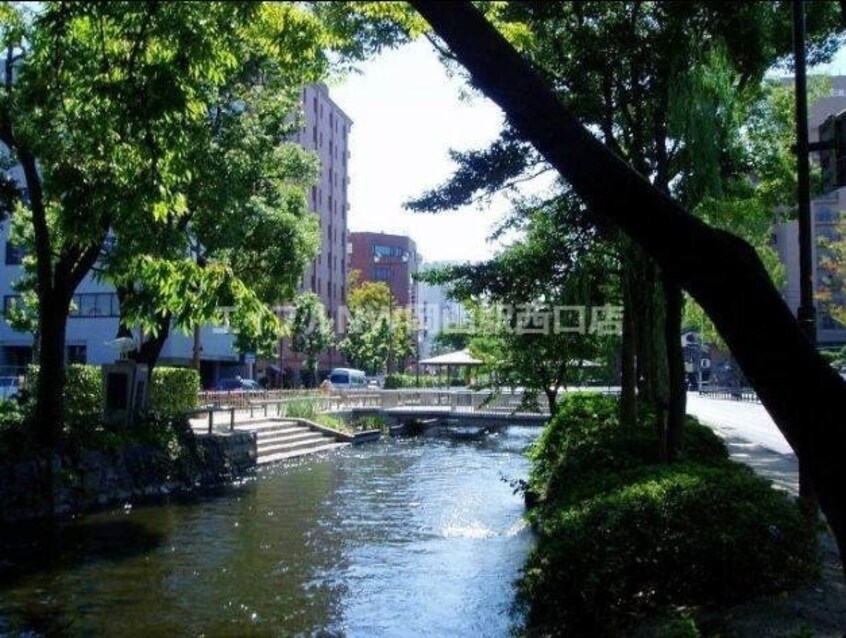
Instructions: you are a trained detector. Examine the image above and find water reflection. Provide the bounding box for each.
[0,427,538,637]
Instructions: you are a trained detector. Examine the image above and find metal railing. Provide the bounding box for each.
[698,385,759,403]
[190,387,567,434]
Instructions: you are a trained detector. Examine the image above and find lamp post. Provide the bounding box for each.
[792,0,816,507]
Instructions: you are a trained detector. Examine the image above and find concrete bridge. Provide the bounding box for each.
[374,405,548,430]
[193,388,555,433]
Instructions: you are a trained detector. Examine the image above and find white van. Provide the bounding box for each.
[328,368,367,390]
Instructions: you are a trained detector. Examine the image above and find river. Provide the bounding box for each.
[0,426,539,637]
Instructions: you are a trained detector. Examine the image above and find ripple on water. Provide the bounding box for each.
[0,428,538,637]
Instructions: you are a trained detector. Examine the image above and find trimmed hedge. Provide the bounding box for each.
[148,367,199,415]
[518,393,818,636]
[27,364,199,422]
[383,373,445,389]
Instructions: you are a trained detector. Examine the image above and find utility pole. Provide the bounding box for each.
[793,0,817,505]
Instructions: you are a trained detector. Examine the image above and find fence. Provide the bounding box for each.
[192,388,549,432]
[698,385,759,403]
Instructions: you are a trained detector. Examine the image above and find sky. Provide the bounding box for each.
[331,39,513,266]
[331,38,846,267]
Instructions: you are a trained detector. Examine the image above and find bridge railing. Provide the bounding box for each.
[698,385,759,403]
[192,387,551,432]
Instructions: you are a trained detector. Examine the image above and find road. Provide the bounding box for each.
[685,392,798,494]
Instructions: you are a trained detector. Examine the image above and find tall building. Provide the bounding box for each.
[0,83,351,385]
[278,83,352,381]
[348,232,420,308]
[294,84,351,324]
[774,189,846,346]
[773,76,846,347]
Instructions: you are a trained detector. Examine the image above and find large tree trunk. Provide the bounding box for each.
[34,295,69,448]
[620,261,638,431]
[664,276,686,461]
[412,0,846,579]
[115,286,170,374]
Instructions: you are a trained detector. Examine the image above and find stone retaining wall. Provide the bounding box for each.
[0,432,257,523]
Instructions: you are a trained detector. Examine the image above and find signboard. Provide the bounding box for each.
[244,353,256,364]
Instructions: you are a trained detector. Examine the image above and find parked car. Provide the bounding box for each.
[328,368,367,390]
[0,376,20,401]
[213,378,261,392]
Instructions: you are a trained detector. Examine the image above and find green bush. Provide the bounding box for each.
[148,367,199,415]
[285,398,318,420]
[65,364,105,429]
[518,463,818,635]
[383,373,441,389]
[528,394,728,507]
[352,414,386,431]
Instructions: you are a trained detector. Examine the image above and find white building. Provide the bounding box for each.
[417,261,468,358]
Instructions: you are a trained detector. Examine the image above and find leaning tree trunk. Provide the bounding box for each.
[411,0,846,581]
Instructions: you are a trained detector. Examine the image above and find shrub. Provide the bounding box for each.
[148,367,199,415]
[285,398,317,420]
[518,462,818,636]
[352,414,386,431]
[528,394,729,507]
[383,373,441,389]
[64,364,105,429]
[519,393,815,635]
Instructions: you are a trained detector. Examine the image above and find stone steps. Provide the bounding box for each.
[231,418,349,465]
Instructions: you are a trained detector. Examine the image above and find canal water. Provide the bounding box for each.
[0,426,538,637]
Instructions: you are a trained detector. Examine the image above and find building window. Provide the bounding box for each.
[312,125,317,145]
[5,241,26,265]
[66,344,87,364]
[372,244,406,259]
[372,266,391,282]
[313,96,317,113]
[70,293,119,317]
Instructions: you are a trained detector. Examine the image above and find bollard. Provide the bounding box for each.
[208,409,213,435]
[230,407,235,432]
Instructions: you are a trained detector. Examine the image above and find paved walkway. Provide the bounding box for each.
[686,392,846,635]
[686,392,799,494]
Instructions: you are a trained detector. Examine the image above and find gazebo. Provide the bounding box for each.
[418,349,483,387]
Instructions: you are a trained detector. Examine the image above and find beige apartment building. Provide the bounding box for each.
[275,84,352,384]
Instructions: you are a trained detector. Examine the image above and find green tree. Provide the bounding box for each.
[338,273,413,374]
[432,330,470,355]
[816,214,846,328]
[408,0,841,457]
[410,0,846,582]
[84,2,325,369]
[291,293,333,388]
[0,2,273,446]
[424,200,616,413]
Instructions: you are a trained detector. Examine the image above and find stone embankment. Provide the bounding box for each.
[0,431,256,523]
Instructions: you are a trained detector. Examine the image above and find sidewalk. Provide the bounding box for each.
[686,392,798,494]
[686,392,846,636]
